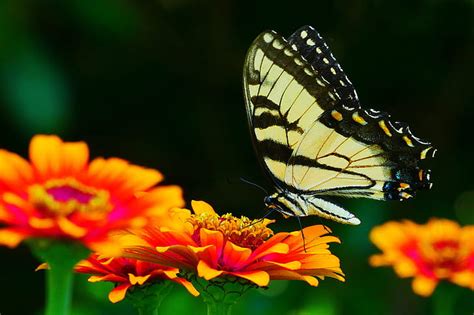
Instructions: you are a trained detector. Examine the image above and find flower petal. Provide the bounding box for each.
[128,273,151,285]
[29,135,63,179]
[199,229,224,265]
[229,270,270,286]
[87,158,163,195]
[108,283,131,303]
[173,277,200,296]
[191,200,216,215]
[0,228,28,247]
[57,216,87,238]
[412,276,438,297]
[197,260,223,280]
[221,241,252,269]
[0,150,33,192]
[60,142,89,175]
[35,263,50,271]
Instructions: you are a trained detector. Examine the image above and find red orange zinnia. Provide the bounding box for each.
[75,254,199,303]
[0,135,184,254]
[121,200,344,288]
[370,218,474,296]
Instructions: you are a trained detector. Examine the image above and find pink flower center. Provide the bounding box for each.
[47,185,94,204]
[402,238,466,280]
[29,178,112,217]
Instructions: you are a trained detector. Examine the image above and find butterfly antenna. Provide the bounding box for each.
[296,216,307,252]
[245,207,276,228]
[239,177,268,194]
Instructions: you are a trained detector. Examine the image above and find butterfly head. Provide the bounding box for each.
[264,192,302,217]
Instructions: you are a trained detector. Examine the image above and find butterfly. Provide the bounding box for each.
[243,26,436,225]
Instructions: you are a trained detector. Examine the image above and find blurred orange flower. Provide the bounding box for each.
[75,254,199,303]
[370,218,474,296]
[0,135,184,254]
[121,200,344,288]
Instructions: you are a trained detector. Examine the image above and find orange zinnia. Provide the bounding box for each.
[0,135,184,254]
[75,254,199,303]
[121,200,344,288]
[370,218,474,296]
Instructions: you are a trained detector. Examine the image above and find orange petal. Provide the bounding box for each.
[191,200,216,215]
[141,186,185,217]
[264,261,302,270]
[88,238,123,257]
[229,270,270,286]
[197,260,223,280]
[29,217,55,229]
[88,274,125,283]
[29,135,63,179]
[57,216,87,238]
[87,158,162,195]
[393,260,417,278]
[251,242,289,261]
[301,275,319,286]
[450,270,474,289]
[266,269,318,286]
[0,150,33,190]
[412,276,437,297]
[35,263,50,271]
[60,142,89,176]
[298,254,340,269]
[368,254,389,267]
[221,241,252,268]
[0,228,27,247]
[108,283,131,303]
[128,273,151,285]
[199,229,224,263]
[173,278,200,296]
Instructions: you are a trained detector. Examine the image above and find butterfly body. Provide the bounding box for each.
[243,26,436,225]
[264,191,361,224]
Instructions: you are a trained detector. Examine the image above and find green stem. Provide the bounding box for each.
[192,276,255,315]
[204,298,234,315]
[432,284,458,315]
[136,304,159,315]
[44,260,75,315]
[127,281,174,315]
[28,239,90,315]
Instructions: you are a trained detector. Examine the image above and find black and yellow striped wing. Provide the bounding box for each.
[243,26,436,204]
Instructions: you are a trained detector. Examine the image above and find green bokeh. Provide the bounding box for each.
[0,0,473,314]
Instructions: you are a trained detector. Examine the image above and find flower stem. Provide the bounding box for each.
[44,259,75,315]
[136,305,159,315]
[204,298,234,315]
[128,281,174,315]
[28,239,90,315]
[432,284,457,315]
[193,277,254,315]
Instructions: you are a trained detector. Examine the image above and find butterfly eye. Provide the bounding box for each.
[264,196,275,207]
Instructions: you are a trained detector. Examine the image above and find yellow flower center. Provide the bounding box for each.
[189,212,274,250]
[29,178,112,217]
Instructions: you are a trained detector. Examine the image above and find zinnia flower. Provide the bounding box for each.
[121,200,344,288]
[370,218,474,296]
[75,254,199,303]
[0,135,184,254]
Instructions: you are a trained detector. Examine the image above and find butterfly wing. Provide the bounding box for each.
[243,30,338,189]
[283,26,436,200]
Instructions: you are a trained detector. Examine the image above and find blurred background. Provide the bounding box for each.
[0,0,473,314]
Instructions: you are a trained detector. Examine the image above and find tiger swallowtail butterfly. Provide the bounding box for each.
[243,26,436,225]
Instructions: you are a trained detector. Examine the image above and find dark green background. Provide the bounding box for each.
[0,0,473,314]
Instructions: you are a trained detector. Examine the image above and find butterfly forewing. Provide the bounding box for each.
[243,31,336,187]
